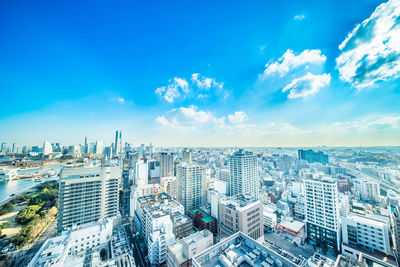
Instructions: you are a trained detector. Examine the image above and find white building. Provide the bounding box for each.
[167,230,213,267]
[342,213,391,255]
[28,219,113,267]
[263,206,277,229]
[359,180,381,202]
[43,141,52,155]
[304,177,341,251]
[229,149,259,198]
[134,160,149,186]
[160,176,178,199]
[58,166,120,233]
[208,189,226,221]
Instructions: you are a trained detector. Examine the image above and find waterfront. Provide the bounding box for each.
[0,165,63,203]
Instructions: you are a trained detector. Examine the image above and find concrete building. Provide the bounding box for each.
[28,219,116,267]
[217,168,230,183]
[182,148,192,163]
[219,195,263,242]
[359,180,381,202]
[342,213,391,256]
[392,206,400,261]
[43,141,52,155]
[188,209,217,235]
[208,189,225,221]
[229,149,259,198]
[160,152,174,177]
[167,230,213,267]
[304,177,341,251]
[263,206,277,229]
[57,166,120,232]
[177,162,206,212]
[160,176,178,199]
[192,232,302,267]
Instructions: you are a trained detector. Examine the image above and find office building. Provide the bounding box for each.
[182,148,192,163]
[304,178,341,251]
[167,230,213,267]
[43,141,52,155]
[298,149,329,165]
[160,152,174,177]
[342,213,391,256]
[57,166,120,232]
[229,149,259,198]
[160,176,178,199]
[114,130,122,155]
[219,195,263,242]
[177,162,206,212]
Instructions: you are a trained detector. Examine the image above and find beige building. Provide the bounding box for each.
[219,195,263,242]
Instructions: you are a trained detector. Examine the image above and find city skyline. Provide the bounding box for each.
[1,0,400,146]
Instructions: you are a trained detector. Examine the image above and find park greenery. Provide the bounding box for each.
[5,181,59,248]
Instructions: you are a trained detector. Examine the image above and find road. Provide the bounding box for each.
[9,218,57,267]
[264,231,314,259]
[124,224,148,267]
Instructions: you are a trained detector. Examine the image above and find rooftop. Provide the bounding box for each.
[192,232,302,267]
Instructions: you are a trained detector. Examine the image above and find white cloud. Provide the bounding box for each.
[336,0,400,88]
[117,97,125,104]
[155,107,251,131]
[294,14,305,21]
[155,77,189,103]
[282,72,331,98]
[191,73,224,90]
[263,49,326,77]
[228,111,247,124]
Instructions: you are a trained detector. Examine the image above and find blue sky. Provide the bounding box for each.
[1,0,400,147]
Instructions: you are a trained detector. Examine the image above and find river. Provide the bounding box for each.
[0,165,63,203]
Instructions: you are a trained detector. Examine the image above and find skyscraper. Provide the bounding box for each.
[177,162,206,212]
[160,152,174,177]
[229,149,258,198]
[182,148,192,163]
[304,177,341,251]
[114,130,122,155]
[43,141,52,155]
[57,166,120,232]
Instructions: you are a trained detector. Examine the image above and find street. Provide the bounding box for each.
[9,218,57,267]
[264,231,315,259]
[124,224,148,267]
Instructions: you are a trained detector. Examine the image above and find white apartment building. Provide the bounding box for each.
[58,166,120,233]
[304,178,341,251]
[359,180,381,202]
[142,199,186,265]
[160,176,178,199]
[177,162,206,212]
[208,189,226,221]
[342,213,391,255]
[229,149,259,198]
[217,168,230,183]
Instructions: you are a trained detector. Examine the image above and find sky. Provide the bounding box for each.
[1,0,400,147]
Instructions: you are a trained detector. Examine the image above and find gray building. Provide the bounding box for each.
[229,149,259,198]
[177,162,206,213]
[160,152,174,177]
[57,165,121,232]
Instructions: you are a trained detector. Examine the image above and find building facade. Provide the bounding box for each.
[229,149,259,198]
[58,166,120,233]
[177,163,206,213]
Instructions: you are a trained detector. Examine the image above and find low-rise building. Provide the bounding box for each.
[166,230,213,267]
[188,209,217,235]
[192,232,302,267]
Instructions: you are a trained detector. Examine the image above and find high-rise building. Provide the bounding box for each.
[57,166,120,232]
[298,149,329,165]
[114,130,122,155]
[229,149,259,198]
[95,140,103,155]
[219,195,264,242]
[304,177,341,251]
[177,162,206,212]
[160,152,174,177]
[182,148,192,163]
[43,141,52,155]
[217,168,230,183]
[392,206,400,260]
